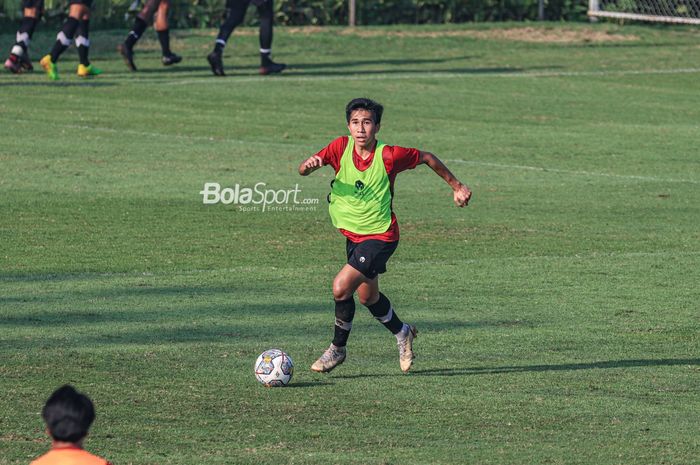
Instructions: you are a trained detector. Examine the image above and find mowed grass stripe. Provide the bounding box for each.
[2,247,699,283]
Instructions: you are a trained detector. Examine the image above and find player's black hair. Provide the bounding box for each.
[346,98,384,125]
[41,385,95,443]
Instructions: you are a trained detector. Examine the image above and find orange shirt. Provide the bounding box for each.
[30,446,111,465]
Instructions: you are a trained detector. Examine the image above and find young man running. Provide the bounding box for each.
[4,0,43,73]
[39,0,101,80]
[206,0,285,76]
[118,0,182,71]
[298,98,472,373]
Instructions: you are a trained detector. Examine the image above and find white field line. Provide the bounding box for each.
[447,159,700,185]
[2,250,698,283]
[158,67,700,86]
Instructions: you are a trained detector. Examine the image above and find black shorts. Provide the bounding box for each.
[68,0,93,6]
[21,0,44,10]
[346,239,398,280]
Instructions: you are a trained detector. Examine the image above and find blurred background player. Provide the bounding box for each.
[39,0,101,80]
[207,0,285,76]
[31,385,112,465]
[4,0,43,73]
[118,0,182,71]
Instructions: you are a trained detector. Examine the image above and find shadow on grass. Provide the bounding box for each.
[288,55,476,69]
[0,300,330,328]
[0,322,328,350]
[286,67,526,78]
[0,271,158,283]
[332,358,700,379]
[123,65,210,74]
[113,55,486,76]
[97,65,536,79]
[284,381,334,388]
[0,285,257,307]
[0,80,116,87]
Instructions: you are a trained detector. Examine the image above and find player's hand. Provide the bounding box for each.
[299,155,323,176]
[453,183,472,207]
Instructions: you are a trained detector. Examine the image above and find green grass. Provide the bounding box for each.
[1,22,699,465]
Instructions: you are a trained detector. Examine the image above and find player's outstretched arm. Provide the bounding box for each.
[299,155,324,176]
[419,151,472,207]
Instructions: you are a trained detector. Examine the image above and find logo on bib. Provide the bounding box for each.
[354,180,367,198]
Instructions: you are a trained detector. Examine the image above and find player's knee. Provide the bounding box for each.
[332,287,352,301]
[332,279,353,301]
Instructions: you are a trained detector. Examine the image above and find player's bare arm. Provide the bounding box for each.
[418,151,472,207]
[298,155,324,176]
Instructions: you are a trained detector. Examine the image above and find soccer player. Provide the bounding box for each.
[31,385,112,465]
[298,98,472,373]
[118,0,182,71]
[3,0,43,73]
[206,0,285,76]
[39,0,101,80]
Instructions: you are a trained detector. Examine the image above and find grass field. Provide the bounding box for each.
[1,21,699,465]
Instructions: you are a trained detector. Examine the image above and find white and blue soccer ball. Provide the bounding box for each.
[254,349,294,387]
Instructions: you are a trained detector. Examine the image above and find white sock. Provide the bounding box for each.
[395,323,409,342]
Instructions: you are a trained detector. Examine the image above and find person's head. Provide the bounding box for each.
[345,98,383,149]
[42,385,95,444]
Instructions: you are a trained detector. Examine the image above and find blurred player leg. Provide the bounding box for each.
[41,2,91,80]
[155,0,182,66]
[76,15,101,77]
[4,1,43,73]
[256,0,285,75]
[207,0,249,76]
[119,0,159,71]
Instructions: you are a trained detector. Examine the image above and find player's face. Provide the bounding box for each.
[347,109,380,149]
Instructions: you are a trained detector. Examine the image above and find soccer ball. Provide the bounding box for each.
[254,349,294,387]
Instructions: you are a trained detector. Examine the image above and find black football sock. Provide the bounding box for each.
[156,29,172,56]
[214,5,246,54]
[331,297,356,347]
[50,17,79,63]
[260,50,272,67]
[125,17,148,49]
[367,292,404,335]
[12,17,38,57]
[258,0,273,65]
[76,19,90,66]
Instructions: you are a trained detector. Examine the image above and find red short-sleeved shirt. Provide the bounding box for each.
[313,136,421,243]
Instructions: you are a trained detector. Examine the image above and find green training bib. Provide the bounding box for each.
[328,137,392,234]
